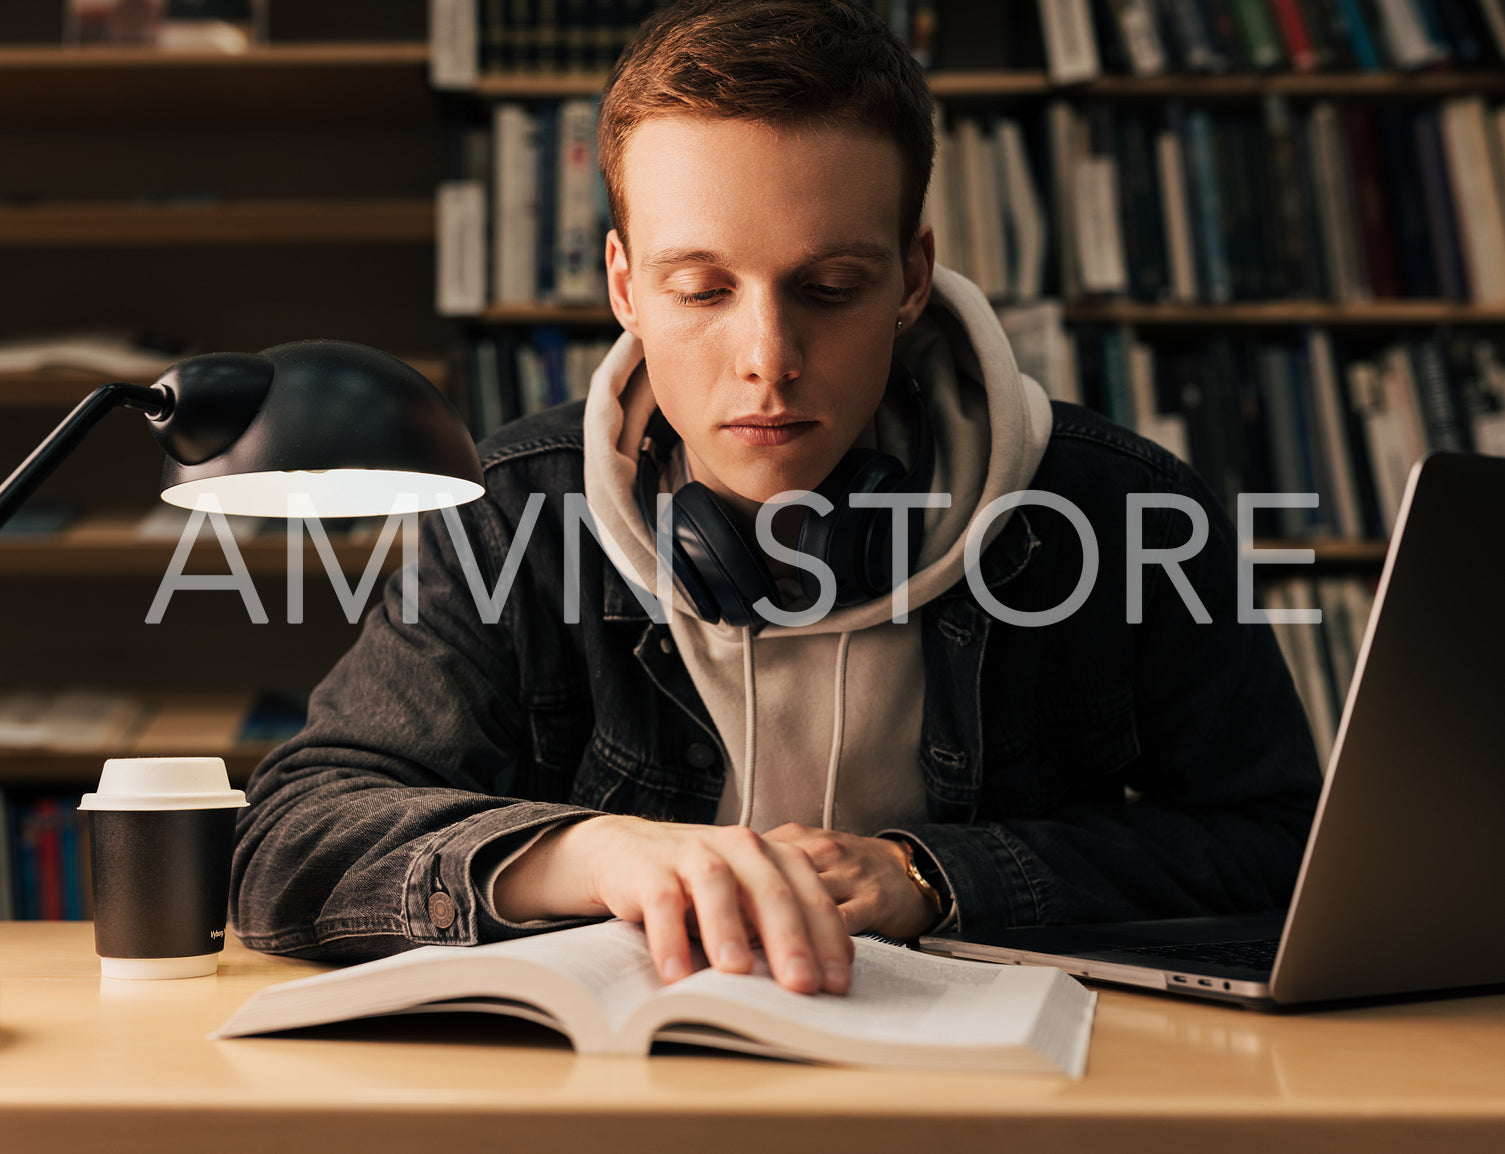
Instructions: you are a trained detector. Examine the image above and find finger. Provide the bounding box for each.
[716,830,847,995]
[761,822,813,844]
[766,841,855,994]
[637,873,694,984]
[679,848,756,976]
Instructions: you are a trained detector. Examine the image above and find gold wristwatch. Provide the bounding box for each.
[895,838,945,921]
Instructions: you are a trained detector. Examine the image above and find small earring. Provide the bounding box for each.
[895,318,904,331]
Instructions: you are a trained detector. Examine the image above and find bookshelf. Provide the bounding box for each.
[434,1,1505,786]
[0,2,448,898]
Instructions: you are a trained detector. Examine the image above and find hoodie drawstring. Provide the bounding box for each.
[736,625,758,828]
[737,626,853,833]
[820,632,852,831]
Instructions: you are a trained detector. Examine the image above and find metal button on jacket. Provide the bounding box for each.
[685,742,717,770]
[427,890,457,929]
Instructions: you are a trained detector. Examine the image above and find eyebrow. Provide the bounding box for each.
[638,241,896,273]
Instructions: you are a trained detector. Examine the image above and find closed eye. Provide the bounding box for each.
[807,284,859,303]
[671,288,728,306]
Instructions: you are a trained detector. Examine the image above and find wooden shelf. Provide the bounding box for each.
[465,67,1505,102]
[0,200,435,247]
[471,70,614,99]
[0,748,270,787]
[933,69,1505,99]
[1062,300,1505,326]
[469,299,1505,328]
[0,41,437,127]
[0,359,449,410]
[0,689,279,786]
[0,517,409,577]
[479,303,618,325]
[0,42,429,69]
[1253,539,1390,564]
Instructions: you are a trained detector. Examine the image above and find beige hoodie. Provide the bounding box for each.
[582,267,1053,835]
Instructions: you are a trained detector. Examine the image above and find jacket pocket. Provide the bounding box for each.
[984,692,1141,816]
[521,689,593,801]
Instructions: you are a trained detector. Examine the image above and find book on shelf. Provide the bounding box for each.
[1372,0,1451,67]
[955,118,1009,299]
[1105,0,1169,76]
[1067,323,1505,543]
[905,90,1505,310]
[461,329,615,433]
[1184,107,1232,303]
[1,791,94,922]
[1038,0,1103,84]
[453,98,613,310]
[997,301,1079,404]
[492,102,541,307]
[431,0,480,88]
[1306,329,1367,539]
[1440,96,1505,303]
[554,98,606,305]
[0,332,179,380]
[1073,106,1130,295]
[996,117,1048,302]
[1259,572,1378,771]
[1229,0,1289,68]
[1264,577,1339,765]
[1270,0,1321,70]
[1308,102,1364,304]
[213,918,1096,1075]
[1156,103,1199,302]
[1159,0,1228,72]
[0,688,145,752]
[469,0,647,74]
[437,179,489,317]
[1413,106,1471,300]
[0,505,77,539]
[128,692,257,755]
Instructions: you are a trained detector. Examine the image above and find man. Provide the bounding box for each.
[231,0,1320,996]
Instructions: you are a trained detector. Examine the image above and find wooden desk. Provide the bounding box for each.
[3,923,1505,1153]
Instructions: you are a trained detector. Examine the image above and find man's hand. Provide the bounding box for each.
[762,824,936,942]
[492,816,853,995]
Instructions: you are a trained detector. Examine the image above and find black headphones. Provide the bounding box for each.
[635,361,935,627]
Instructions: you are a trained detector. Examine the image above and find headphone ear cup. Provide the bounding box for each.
[671,482,781,628]
[798,449,906,605]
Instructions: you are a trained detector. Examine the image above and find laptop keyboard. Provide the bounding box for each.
[1117,937,1280,971]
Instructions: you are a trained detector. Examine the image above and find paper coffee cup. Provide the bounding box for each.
[78,757,247,979]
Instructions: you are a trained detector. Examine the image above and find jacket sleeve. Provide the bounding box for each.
[230,493,601,961]
[890,463,1324,937]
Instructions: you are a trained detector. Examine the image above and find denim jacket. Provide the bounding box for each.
[230,400,1322,960]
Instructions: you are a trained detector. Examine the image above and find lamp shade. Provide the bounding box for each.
[154,339,485,518]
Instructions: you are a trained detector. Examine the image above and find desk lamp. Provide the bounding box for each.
[0,339,485,530]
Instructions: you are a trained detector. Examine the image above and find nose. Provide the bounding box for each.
[732,288,803,389]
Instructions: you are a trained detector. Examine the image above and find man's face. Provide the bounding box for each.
[606,115,933,517]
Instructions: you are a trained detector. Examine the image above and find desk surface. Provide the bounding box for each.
[4,923,1505,1154]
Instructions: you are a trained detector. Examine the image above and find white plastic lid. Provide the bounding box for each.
[78,757,248,811]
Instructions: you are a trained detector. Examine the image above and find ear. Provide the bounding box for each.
[897,223,935,329]
[605,229,640,337]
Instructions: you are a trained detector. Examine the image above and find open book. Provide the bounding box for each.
[214,920,1095,1076]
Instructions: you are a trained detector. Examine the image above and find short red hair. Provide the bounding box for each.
[598,0,935,254]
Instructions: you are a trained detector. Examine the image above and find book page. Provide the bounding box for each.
[213,921,666,1051]
[483,920,667,1033]
[621,937,1093,1073]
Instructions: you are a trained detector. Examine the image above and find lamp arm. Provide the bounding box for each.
[0,381,172,532]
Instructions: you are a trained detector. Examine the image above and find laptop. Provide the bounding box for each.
[920,452,1505,1008]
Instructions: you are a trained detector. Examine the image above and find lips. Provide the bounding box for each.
[721,415,818,447]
